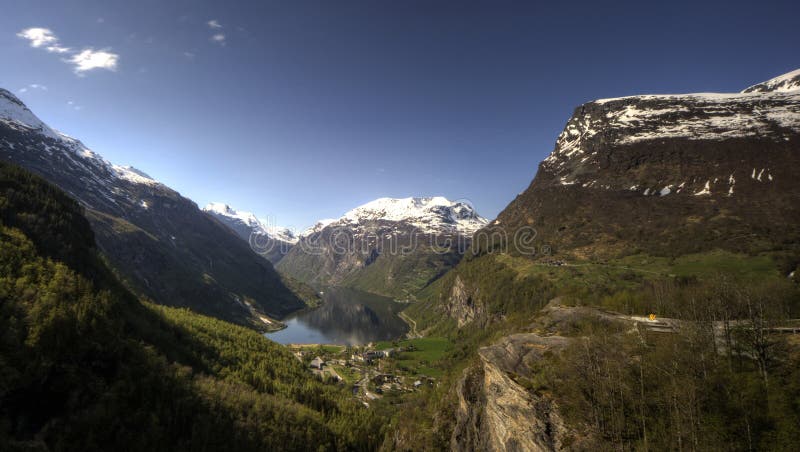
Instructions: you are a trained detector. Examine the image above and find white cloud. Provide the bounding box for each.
[207,19,222,29]
[211,33,226,45]
[17,27,71,53]
[68,49,119,73]
[17,26,120,75]
[17,27,58,48]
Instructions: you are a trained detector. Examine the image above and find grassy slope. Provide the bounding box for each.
[388,246,800,449]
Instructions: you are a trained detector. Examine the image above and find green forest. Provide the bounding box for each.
[0,161,385,451]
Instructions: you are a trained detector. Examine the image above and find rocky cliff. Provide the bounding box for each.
[451,333,572,452]
[481,69,800,261]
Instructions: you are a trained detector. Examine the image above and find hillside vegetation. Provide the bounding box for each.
[0,161,384,451]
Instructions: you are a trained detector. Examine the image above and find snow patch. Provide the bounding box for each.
[694,180,712,196]
[204,202,298,244]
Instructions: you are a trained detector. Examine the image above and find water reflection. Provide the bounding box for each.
[265,287,409,345]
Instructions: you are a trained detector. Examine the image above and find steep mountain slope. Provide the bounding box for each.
[392,69,800,451]
[0,89,304,327]
[278,196,488,299]
[203,202,297,264]
[0,160,383,451]
[479,69,800,261]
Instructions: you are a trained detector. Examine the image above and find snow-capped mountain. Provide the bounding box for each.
[337,196,488,235]
[0,88,304,326]
[277,196,489,299]
[301,218,338,237]
[489,68,800,260]
[742,68,800,94]
[543,70,800,194]
[1,89,165,211]
[203,202,297,264]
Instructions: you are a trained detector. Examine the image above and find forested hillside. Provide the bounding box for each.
[0,161,384,451]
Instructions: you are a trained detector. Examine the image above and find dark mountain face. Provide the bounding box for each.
[0,89,303,326]
[481,73,800,261]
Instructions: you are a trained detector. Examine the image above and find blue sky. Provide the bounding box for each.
[2,0,799,230]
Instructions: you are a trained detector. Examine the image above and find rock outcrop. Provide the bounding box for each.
[441,275,485,327]
[452,333,573,451]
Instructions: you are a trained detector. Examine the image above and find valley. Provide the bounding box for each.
[265,287,409,345]
[1,55,799,451]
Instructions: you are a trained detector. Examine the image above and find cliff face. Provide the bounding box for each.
[484,72,800,260]
[451,333,573,452]
[441,275,486,327]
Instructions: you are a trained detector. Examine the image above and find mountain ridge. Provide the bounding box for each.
[277,196,489,298]
[0,88,305,327]
[477,68,800,261]
[202,202,297,264]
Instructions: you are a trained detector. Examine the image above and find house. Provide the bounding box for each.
[309,356,325,369]
[362,350,384,362]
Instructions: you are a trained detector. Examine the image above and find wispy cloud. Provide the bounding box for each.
[46,45,71,54]
[211,33,226,45]
[207,19,226,45]
[69,49,119,73]
[66,100,83,111]
[18,84,48,94]
[16,27,71,53]
[16,27,119,75]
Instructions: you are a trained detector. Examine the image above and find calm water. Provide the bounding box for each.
[265,287,409,345]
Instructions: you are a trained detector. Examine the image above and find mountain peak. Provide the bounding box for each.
[203,202,298,245]
[0,88,59,140]
[330,196,488,235]
[1,87,162,188]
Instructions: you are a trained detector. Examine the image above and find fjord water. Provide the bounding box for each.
[265,287,409,345]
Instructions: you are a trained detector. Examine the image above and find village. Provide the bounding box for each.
[287,338,450,406]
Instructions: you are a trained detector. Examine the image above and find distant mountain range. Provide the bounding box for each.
[277,196,489,299]
[0,89,305,328]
